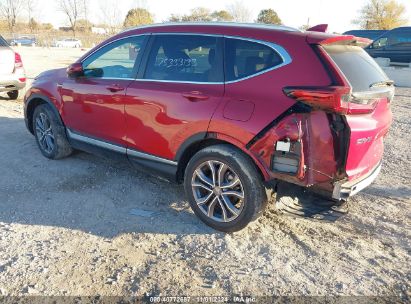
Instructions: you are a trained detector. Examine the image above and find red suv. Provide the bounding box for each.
[24,23,394,232]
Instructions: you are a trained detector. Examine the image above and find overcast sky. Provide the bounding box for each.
[33,0,411,33]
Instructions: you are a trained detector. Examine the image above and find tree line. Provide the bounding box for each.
[0,0,408,36]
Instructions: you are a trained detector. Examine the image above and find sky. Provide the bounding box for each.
[32,0,411,33]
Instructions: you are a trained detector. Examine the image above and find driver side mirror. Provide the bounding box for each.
[67,63,84,78]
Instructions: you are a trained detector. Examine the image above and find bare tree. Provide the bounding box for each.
[57,0,85,36]
[353,0,408,29]
[24,0,38,32]
[0,0,24,33]
[227,1,252,22]
[99,0,123,34]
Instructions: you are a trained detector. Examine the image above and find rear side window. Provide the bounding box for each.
[388,29,411,46]
[225,38,283,82]
[0,36,8,47]
[144,35,223,83]
[324,45,389,92]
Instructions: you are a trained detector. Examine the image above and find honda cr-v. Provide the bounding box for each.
[24,23,394,231]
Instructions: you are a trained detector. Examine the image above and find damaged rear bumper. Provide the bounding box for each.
[332,162,382,200]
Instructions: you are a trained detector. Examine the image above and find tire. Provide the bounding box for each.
[32,104,73,160]
[184,144,267,232]
[7,90,18,100]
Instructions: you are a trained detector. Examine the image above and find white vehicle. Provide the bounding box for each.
[54,38,82,48]
[0,35,26,100]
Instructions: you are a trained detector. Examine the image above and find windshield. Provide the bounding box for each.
[324,45,389,92]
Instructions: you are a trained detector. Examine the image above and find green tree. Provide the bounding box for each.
[211,10,233,21]
[123,8,153,28]
[353,0,408,29]
[256,9,282,25]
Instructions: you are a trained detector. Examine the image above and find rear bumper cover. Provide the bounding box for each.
[0,77,26,92]
[332,162,382,200]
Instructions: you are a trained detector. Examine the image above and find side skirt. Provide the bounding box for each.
[66,129,178,182]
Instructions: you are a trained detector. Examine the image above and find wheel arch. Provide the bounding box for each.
[26,94,64,134]
[176,133,269,183]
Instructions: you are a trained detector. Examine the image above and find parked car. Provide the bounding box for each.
[0,35,26,100]
[365,27,411,63]
[24,23,394,231]
[343,30,388,41]
[54,38,82,48]
[10,36,36,47]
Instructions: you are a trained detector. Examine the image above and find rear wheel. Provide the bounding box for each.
[184,145,267,232]
[33,104,73,159]
[7,90,18,100]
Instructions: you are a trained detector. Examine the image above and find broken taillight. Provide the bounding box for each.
[283,86,382,115]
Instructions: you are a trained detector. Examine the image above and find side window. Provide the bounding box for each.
[144,35,223,83]
[82,36,146,79]
[225,38,284,82]
[372,37,388,49]
[388,30,411,47]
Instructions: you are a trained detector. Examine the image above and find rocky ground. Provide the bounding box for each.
[0,47,409,299]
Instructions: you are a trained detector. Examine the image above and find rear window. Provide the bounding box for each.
[324,45,388,92]
[0,36,8,47]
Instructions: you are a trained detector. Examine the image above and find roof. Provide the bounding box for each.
[122,22,300,34]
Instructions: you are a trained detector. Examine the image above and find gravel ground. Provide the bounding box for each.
[0,47,409,299]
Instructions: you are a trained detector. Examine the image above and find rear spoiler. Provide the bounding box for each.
[307,34,372,47]
[307,24,328,32]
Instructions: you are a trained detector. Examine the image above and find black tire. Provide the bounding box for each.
[33,104,73,159]
[7,90,18,100]
[184,144,267,232]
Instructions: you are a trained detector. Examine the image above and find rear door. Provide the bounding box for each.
[124,34,225,160]
[324,45,394,181]
[0,36,14,76]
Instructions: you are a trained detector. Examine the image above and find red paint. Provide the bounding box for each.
[24,23,393,198]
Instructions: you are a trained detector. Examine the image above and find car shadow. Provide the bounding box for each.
[0,115,218,238]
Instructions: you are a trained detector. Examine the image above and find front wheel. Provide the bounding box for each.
[184,145,267,232]
[33,104,73,159]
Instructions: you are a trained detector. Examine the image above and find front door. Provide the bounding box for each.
[124,34,225,160]
[60,35,147,146]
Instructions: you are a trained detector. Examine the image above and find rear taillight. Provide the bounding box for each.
[283,86,382,115]
[283,86,392,115]
[14,52,23,69]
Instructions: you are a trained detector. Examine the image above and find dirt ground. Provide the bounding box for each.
[0,47,410,299]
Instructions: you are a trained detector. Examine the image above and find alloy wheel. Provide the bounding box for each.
[35,112,55,154]
[191,160,245,223]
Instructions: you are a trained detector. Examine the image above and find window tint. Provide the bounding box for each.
[388,30,411,46]
[83,36,146,79]
[324,45,388,92]
[225,38,283,82]
[144,35,223,83]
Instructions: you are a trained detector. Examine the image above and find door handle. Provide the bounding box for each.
[182,91,209,101]
[106,85,125,93]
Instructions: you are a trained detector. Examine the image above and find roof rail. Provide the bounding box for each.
[122,22,300,34]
